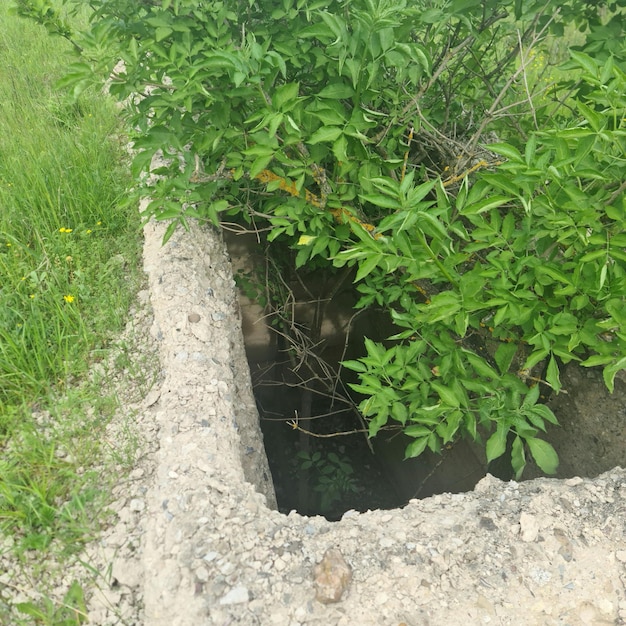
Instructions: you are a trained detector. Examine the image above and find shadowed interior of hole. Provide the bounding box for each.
[251,355,488,521]
[225,230,488,520]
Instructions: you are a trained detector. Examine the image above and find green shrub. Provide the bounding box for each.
[15,0,626,477]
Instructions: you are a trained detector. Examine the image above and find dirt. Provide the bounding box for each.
[2,216,626,625]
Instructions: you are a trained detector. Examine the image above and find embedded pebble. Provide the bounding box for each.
[220,586,250,605]
[519,512,539,542]
[129,498,145,512]
[313,548,352,604]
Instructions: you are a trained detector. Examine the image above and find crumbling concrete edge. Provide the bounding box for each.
[140,216,626,625]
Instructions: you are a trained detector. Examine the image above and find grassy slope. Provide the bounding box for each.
[0,3,142,560]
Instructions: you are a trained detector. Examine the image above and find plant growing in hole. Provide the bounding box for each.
[297,450,360,512]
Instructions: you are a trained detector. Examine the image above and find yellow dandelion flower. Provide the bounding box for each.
[63,295,75,303]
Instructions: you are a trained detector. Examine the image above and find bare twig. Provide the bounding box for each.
[608,181,626,206]
[517,30,539,130]
[466,10,558,154]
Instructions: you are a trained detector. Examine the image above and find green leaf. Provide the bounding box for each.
[437,409,463,443]
[600,55,614,84]
[524,134,537,166]
[579,249,606,263]
[602,356,626,393]
[487,143,523,162]
[131,149,157,179]
[495,342,518,375]
[155,26,173,41]
[570,50,598,77]
[391,402,408,424]
[272,82,299,109]
[359,193,403,210]
[545,356,561,392]
[486,424,508,463]
[521,383,540,409]
[431,381,460,407]
[378,27,395,53]
[355,253,383,282]
[576,101,603,132]
[404,425,432,438]
[526,437,559,474]
[460,195,512,216]
[404,436,429,459]
[410,44,432,75]
[308,126,343,144]
[465,351,500,380]
[510,435,526,479]
[523,349,549,370]
[455,312,469,337]
[317,83,355,99]
[580,354,615,368]
[531,404,558,425]
[341,359,367,373]
[368,409,389,437]
[249,153,274,178]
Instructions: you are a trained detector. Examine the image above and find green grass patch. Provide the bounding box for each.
[0,3,142,556]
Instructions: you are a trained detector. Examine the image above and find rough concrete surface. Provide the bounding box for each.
[121,216,626,626]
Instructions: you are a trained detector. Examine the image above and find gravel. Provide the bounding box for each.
[2,215,625,625]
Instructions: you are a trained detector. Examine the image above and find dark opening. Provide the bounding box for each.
[225,230,487,520]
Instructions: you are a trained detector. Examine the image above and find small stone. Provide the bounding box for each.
[219,586,249,605]
[313,548,352,604]
[598,598,614,615]
[112,559,142,588]
[211,311,226,322]
[143,388,161,408]
[129,468,145,480]
[374,591,389,606]
[519,512,539,542]
[219,561,236,576]
[195,566,209,582]
[616,551,626,563]
[565,477,584,486]
[188,312,201,323]
[129,498,145,512]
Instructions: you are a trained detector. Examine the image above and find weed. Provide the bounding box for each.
[297,450,360,512]
[0,3,142,617]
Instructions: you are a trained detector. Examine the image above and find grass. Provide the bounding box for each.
[0,0,142,570]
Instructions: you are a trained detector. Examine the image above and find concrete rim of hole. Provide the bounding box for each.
[135,215,626,625]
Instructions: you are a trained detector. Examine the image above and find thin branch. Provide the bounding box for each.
[517,30,538,130]
[608,181,626,206]
[466,10,559,154]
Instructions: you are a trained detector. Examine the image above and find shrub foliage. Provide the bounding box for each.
[15,0,626,476]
